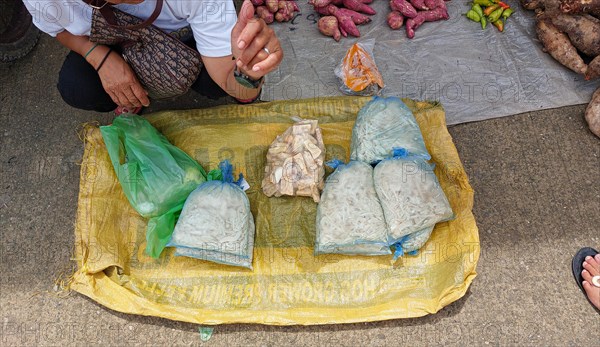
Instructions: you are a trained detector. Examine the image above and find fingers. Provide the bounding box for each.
[122,87,142,108]
[236,17,264,51]
[237,26,272,69]
[231,0,255,40]
[131,83,150,107]
[249,46,283,75]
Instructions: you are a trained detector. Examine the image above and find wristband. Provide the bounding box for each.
[84,43,99,59]
[96,48,113,72]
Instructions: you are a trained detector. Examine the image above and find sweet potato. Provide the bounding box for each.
[585,55,600,79]
[257,5,274,23]
[266,0,279,12]
[276,1,296,21]
[536,19,588,74]
[560,0,600,14]
[337,7,373,23]
[585,87,600,137]
[424,0,445,9]
[310,0,333,7]
[328,5,361,36]
[343,0,377,14]
[387,11,405,29]
[251,0,265,5]
[405,6,449,38]
[410,0,430,10]
[390,0,418,18]
[291,0,300,11]
[549,14,600,57]
[318,16,342,41]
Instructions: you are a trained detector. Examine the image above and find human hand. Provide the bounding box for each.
[96,51,150,108]
[231,0,283,79]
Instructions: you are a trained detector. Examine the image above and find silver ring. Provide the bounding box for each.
[593,275,600,288]
[263,47,270,55]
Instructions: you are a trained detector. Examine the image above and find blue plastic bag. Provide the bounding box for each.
[350,97,430,165]
[167,160,255,269]
[315,160,390,256]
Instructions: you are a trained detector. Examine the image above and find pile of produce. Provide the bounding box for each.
[252,0,300,23]
[386,0,450,39]
[310,0,377,40]
[465,0,514,32]
[523,0,600,136]
[335,42,384,95]
[261,118,326,202]
[315,160,391,256]
[168,160,256,269]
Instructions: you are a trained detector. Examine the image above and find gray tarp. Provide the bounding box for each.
[261,1,600,125]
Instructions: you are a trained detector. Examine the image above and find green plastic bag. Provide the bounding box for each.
[100,115,207,258]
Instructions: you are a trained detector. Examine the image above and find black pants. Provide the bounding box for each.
[57,46,228,112]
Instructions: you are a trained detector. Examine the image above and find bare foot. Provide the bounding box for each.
[581,254,600,310]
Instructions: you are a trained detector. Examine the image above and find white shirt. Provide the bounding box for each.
[23,0,237,57]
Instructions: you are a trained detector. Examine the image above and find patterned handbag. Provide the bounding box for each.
[85,0,202,99]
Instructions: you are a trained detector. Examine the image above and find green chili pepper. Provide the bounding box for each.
[481,16,487,29]
[472,4,484,18]
[502,8,514,20]
[473,0,494,7]
[488,7,504,23]
[466,9,481,22]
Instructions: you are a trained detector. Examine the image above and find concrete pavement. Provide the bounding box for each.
[1,35,599,346]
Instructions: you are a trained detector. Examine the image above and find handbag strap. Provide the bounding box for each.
[84,0,163,30]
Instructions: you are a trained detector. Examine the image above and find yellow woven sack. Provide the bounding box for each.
[70,97,479,325]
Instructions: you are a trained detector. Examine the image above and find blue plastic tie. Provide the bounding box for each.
[326,158,345,170]
[407,250,419,256]
[234,172,245,189]
[219,160,234,183]
[391,147,409,158]
[392,235,410,261]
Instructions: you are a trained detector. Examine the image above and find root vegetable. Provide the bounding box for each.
[585,87,600,137]
[251,0,265,5]
[337,7,373,23]
[318,16,342,41]
[549,14,600,57]
[315,5,331,15]
[390,0,418,18]
[560,0,600,14]
[328,5,362,36]
[310,0,333,7]
[520,0,560,10]
[257,6,275,23]
[266,0,279,13]
[585,55,600,79]
[410,0,430,10]
[405,6,449,38]
[291,0,300,11]
[424,0,445,9]
[342,0,377,14]
[387,11,405,29]
[536,19,588,74]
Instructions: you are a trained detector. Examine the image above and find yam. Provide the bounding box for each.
[536,19,587,74]
[550,14,600,57]
[585,55,600,79]
[560,0,600,14]
[585,87,600,137]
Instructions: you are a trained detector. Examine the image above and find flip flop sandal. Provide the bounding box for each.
[571,247,600,314]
